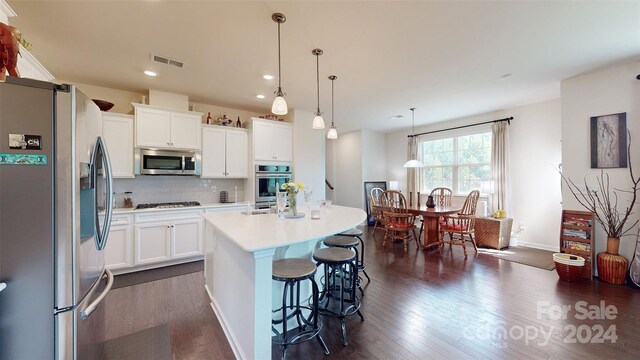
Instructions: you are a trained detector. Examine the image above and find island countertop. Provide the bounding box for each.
[202,205,367,253]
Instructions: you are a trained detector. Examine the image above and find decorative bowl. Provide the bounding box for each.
[92,99,114,112]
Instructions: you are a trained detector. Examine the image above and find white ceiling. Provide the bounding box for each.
[8,1,640,133]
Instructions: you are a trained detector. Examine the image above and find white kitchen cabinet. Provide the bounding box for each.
[105,215,132,270]
[135,222,171,265]
[102,113,134,178]
[251,118,292,162]
[171,218,203,258]
[169,112,202,149]
[134,210,203,265]
[133,103,202,150]
[201,126,248,178]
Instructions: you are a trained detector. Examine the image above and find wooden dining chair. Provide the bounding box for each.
[380,190,419,252]
[369,190,385,235]
[418,187,453,239]
[438,190,480,258]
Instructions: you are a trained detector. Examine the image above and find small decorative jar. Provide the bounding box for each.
[426,195,436,208]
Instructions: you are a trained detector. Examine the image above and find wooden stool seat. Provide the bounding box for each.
[272,258,317,281]
[338,228,363,237]
[313,248,355,264]
[323,236,359,248]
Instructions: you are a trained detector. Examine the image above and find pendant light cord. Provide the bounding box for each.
[316,53,320,114]
[411,108,416,136]
[331,77,335,126]
[277,22,282,90]
[411,108,416,158]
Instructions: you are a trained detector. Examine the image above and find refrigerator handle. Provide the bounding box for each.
[94,136,114,250]
[80,269,114,320]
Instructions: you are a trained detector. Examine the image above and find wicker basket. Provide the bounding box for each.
[474,217,513,249]
[553,253,585,282]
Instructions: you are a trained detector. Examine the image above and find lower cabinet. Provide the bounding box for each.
[171,219,203,259]
[105,215,133,270]
[134,216,203,265]
[107,206,241,273]
[135,222,172,265]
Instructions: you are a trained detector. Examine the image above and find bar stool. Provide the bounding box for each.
[272,258,330,359]
[337,228,371,283]
[323,236,365,296]
[313,247,364,346]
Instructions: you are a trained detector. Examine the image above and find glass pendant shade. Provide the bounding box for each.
[403,159,425,168]
[313,114,325,129]
[272,96,288,115]
[327,126,337,139]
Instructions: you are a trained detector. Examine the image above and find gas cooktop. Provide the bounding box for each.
[135,201,201,210]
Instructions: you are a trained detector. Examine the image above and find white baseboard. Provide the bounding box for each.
[518,242,559,252]
[209,296,244,360]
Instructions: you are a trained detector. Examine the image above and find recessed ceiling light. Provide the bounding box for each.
[263,74,274,80]
[501,73,512,80]
[256,94,265,99]
[388,115,404,120]
[144,70,157,77]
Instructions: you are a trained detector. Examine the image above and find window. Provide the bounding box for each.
[418,131,491,195]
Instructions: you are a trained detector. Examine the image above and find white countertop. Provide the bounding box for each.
[203,205,367,253]
[112,202,247,214]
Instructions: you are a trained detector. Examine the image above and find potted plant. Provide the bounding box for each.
[562,140,640,285]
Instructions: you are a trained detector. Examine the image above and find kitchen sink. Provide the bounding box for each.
[242,209,271,215]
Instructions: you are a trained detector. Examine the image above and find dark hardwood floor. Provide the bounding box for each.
[104,227,640,360]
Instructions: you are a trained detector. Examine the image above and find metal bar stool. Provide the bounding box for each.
[313,247,364,346]
[323,236,365,296]
[337,228,371,283]
[272,258,330,359]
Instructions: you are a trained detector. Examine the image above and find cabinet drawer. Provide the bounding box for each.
[111,214,132,226]
[134,210,203,223]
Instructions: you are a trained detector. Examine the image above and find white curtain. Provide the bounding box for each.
[489,121,510,215]
[407,137,418,203]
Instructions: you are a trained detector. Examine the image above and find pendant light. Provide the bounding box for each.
[271,13,288,115]
[327,75,338,139]
[312,49,325,129]
[404,107,425,168]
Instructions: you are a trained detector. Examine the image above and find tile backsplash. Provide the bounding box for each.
[112,176,246,207]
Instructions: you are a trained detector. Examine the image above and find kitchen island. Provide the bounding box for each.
[203,205,366,360]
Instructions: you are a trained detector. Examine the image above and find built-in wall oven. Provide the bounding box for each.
[255,165,292,206]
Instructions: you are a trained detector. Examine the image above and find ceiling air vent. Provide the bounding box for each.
[151,53,184,68]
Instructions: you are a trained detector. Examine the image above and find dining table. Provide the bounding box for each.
[407,205,461,250]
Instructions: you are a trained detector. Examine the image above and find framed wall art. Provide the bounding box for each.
[590,112,627,168]
[364,181,387,225]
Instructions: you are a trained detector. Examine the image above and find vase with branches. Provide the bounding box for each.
[561,137,639,284]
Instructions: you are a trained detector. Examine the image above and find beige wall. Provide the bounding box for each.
[59,80,143,115]
[561,60,640,261]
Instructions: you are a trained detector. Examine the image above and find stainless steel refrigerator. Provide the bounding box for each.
[0,77,115,359]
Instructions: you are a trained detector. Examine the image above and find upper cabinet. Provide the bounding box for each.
[251,118,292,162]
[201,126,248,178]
[133,103,202,150]
[102,113,134,178]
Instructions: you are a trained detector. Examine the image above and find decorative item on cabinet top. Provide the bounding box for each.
[92,99,115,112]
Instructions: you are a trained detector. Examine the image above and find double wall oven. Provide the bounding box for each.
[255,165,292,208]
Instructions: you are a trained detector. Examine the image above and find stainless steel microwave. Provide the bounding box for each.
[135,149,201,175]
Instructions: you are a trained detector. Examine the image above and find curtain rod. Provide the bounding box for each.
[407,117,513,138]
